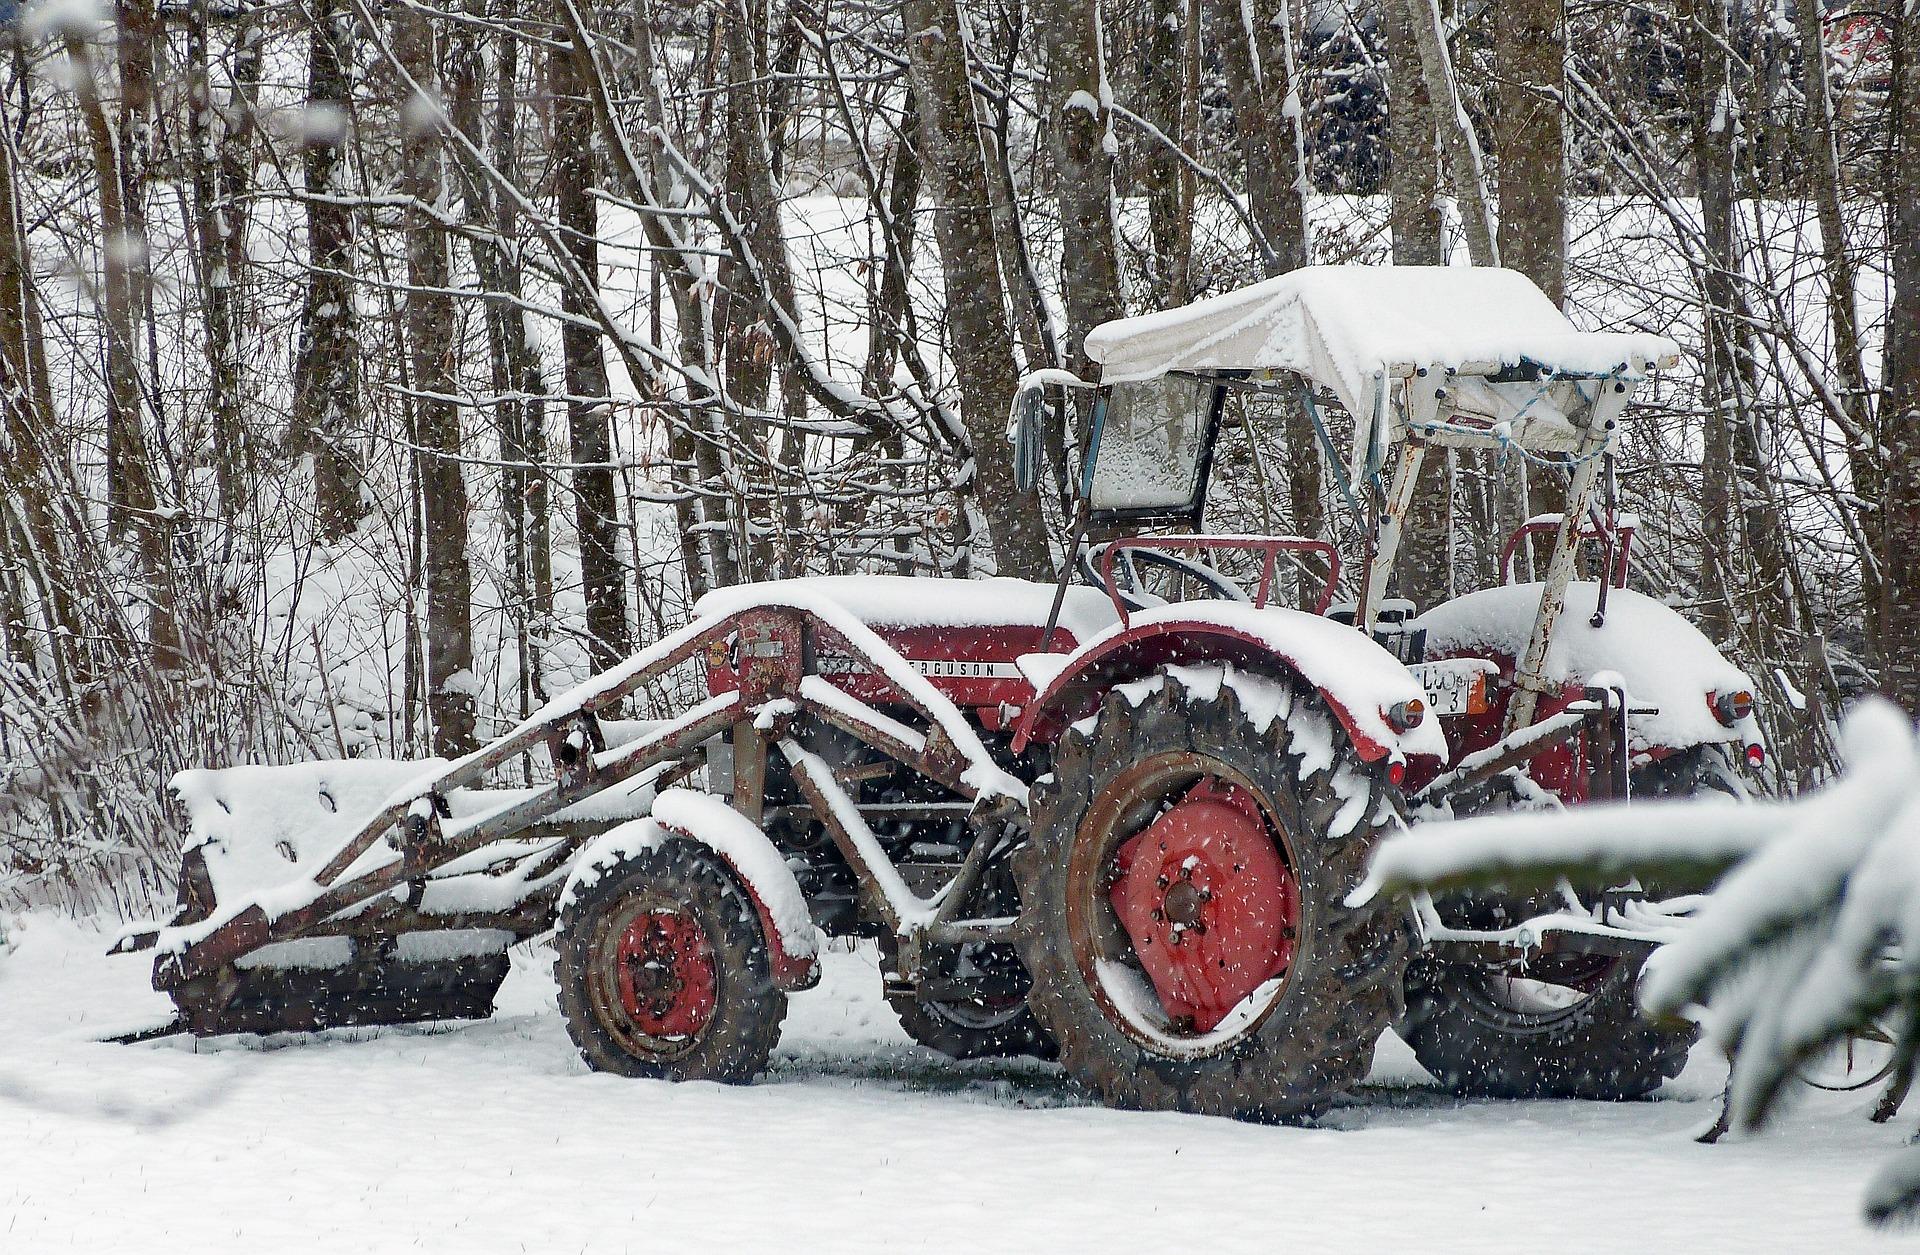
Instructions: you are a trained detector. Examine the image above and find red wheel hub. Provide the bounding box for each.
[614,911,717,1038]
[1110,779,1297,1033]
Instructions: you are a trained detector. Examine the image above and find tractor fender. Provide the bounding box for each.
[1409,582,1765,757]
[1011,603,1447,764]
[560,789,821,991]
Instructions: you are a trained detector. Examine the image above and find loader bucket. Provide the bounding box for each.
[153,760,654,1037]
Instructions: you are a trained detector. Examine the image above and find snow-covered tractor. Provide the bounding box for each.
[118,266,1764,1117]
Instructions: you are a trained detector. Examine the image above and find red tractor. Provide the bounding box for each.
[122,267,1762,1118]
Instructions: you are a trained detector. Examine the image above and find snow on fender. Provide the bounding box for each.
[562,789,821,991]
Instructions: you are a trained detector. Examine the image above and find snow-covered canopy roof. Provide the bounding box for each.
[1083,266,1681,423]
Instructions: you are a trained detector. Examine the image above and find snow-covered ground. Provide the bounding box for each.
[2,913,1907,1253]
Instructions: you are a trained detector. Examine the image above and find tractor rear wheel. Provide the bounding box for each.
[1396,752,1726,1101]
[1398,947,1690,1099]
[1014,671,1408,1120]
[554,838,787,1083]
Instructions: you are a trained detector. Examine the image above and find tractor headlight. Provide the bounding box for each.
[1709,688,1754,726]
[1384,698,1426,733]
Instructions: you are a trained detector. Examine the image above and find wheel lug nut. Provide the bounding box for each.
[1156,874,1170,889]
[1150,908,1166,923]
[1179,866,1193,881]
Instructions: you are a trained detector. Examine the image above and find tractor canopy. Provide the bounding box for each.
[1065,266,1679,518]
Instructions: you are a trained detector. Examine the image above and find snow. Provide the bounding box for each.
[1353,794,1765,907]
[1046,601,1448,761]
[1082,267,1681,415]
[1638,702,1920,1100]
[21,0,109,40]
[560,790,820,962]
[165,759,660,926]
[1411,581,1763,753]
[1082,266,1678,478]
[1,912,1905,1252]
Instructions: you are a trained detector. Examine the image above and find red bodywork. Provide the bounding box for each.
[706,622,1057,727]
[706,615,1402,763]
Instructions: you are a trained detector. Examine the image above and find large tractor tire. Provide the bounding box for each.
[881,857,1057,1062]
[1396,748,1740,1101]
[554,837,787,1083]
[1014,671,1408,1121]
[1398,949,1691,1100]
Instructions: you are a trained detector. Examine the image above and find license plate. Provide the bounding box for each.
[1410,660,1492,718]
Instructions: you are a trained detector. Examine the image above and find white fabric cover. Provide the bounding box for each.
[1083,266,1680,426]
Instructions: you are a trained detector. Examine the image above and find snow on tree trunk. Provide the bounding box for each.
[1035,0,1126,374]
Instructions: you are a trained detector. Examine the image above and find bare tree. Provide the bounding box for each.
[392,2,477,754]
[289,0,366,540]
[1878,0,1920,712]
[904,0,1051,577]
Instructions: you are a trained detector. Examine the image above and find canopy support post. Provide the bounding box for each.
[1505,445,1604,734]
[1360,438,1427,634]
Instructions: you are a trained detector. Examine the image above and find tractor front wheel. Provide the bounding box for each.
[554,838,787,1083]
[1014,671,1408,1121]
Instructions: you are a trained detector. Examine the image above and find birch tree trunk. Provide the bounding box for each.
[903,0,1051,578]
[1399,0,1497,266]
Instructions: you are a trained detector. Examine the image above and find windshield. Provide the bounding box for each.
[1087,376,1216,519]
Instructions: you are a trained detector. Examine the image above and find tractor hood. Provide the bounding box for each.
[1410,582,1764,754]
